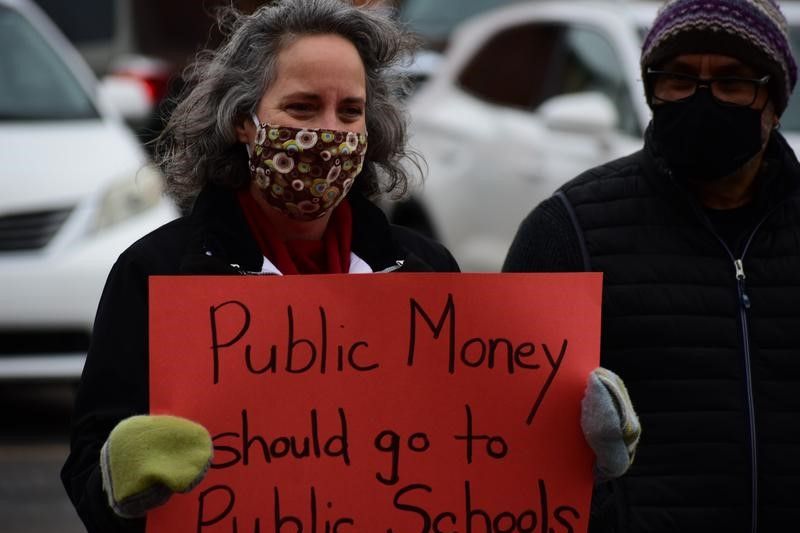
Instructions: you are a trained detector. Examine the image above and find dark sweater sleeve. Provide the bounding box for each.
[391,224,461,272]
[502,195,585,273]
[60,253,150,533]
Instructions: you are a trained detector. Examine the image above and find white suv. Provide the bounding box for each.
[394,1,800,271]
[0,0,178,380]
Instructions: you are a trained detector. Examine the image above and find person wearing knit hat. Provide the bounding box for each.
[504,0,800,531]
[641,0,798,187]
[641,0,797,114]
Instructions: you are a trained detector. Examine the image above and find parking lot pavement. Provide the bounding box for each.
[0,383,85,533]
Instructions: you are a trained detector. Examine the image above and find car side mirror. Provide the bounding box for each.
[97,75,154,122]
[539,92,618,135]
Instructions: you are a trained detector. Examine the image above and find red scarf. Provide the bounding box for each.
[237,190,352,275]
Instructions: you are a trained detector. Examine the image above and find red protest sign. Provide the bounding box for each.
[147,273,601,533]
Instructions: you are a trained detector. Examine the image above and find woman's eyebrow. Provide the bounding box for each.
[279,91,320,102]
[340,97,366,106]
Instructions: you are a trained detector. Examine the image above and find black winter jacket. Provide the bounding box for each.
[61,186,459,533]
[504,131,800,533]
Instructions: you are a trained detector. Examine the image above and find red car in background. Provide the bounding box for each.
[32,0,273,145]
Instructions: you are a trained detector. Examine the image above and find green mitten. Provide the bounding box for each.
[100,415,213,518]
[581,367,641,481]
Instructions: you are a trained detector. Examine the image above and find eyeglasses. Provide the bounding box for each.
[646,68,771,107]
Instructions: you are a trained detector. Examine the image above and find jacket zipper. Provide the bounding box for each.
[675,170,778,533]
[207,244,409,275]
[228,260,408,274]
[733,255,757,533]
[378,260,405,273]
[707,207,778,533]
[659,155,793,532]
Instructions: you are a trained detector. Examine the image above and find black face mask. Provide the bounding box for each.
[651,89,765,182]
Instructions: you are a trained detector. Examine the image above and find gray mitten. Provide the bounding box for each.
[581,367,641,481]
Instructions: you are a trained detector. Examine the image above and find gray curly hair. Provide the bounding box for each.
[153,0,419,211]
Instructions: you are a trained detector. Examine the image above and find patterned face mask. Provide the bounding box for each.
[246,114,368,220]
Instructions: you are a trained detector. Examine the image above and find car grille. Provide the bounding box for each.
[0,330,90,356]
[0,207,73,251]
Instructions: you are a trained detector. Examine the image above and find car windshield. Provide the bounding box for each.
[0,6,97,121]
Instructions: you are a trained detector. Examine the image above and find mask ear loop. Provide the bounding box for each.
[245,113,264,159]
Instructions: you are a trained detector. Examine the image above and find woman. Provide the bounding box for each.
[61,1,458,531]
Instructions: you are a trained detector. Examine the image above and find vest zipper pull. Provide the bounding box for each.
[735,259,751,309]
[734,259,745,280]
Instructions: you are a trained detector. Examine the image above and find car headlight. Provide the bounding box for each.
[92,164,166,232]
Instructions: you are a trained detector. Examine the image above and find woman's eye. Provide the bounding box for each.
[341,107,364,118]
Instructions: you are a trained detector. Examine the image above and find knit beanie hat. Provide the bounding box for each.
[641,0,798,114]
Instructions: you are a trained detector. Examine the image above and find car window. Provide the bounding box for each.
[562,26,640,136]
[457,22,563,109]
[780,26,800,132]
[457,22,640,136]
[33,0,114,44]
[0,6,98,120]
[400,0,525,48]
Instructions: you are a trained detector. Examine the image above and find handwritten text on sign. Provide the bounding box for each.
[148,273,602,533]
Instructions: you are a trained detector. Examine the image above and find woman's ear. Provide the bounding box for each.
[234,114,253,144]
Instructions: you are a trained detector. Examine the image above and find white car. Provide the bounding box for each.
[0,0,179,380]
[394,0,800,271]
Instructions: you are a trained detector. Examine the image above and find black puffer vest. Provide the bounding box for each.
[558,132,800,533]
